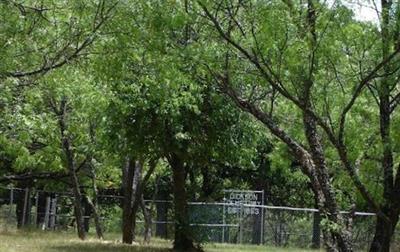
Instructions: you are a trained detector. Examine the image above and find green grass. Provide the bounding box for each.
[0,229,319,252]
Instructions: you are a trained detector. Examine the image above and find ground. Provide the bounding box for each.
[0,229,320,252]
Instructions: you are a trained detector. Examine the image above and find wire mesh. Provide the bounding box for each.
[0,186,396,250]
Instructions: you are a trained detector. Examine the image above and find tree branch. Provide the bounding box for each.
[1,0,117,80]
[338,45,400,144]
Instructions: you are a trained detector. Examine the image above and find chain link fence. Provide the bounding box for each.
[0,186,398,250]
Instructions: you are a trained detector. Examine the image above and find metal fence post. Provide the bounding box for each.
[50,195,57,229]
[35,191,39,227]
[239,203,243,244]
[42,196,51,230]
[261,190,265,245]
[222,204,224,243]
[0,186,378,248]
[22,188,29,226]
[9,186,14,224]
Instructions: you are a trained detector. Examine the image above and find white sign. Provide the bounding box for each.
[223,190,263,215]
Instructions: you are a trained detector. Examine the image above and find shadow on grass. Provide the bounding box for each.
[50,243,170,252]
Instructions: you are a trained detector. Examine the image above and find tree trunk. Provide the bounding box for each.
[87,121,104,239]
[57,96,85,240]
[122,157,135,244]
[369,1,400,250]
[169,153,197,251]
[122,158,142,244]
[369,207,399,252]
[369,220,392,252]
[83,194,104,239]
[66,151,85,240]
[70,174,86,240]
[303,111,352,252]
[141,194,152,244]
[92,205,103,240]
[200,166,214,201]
[89,166,104,240]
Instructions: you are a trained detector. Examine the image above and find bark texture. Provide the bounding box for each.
[121,157,138,244]
[121,158,156,244]
[169,153,197,251]
[368,1,400,250]
[56,97,85,240]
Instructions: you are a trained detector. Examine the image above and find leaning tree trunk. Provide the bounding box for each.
[303,110,352,252]
[67,170,85,240]
[69,169,86,240]
[83,195,104,239]
[169,153,196,251]
[57,96,85,240]
[301,0,352,248]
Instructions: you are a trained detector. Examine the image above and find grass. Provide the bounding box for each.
[0,229,319,252]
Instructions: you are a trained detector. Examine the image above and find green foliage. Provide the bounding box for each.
[1,2,400,241]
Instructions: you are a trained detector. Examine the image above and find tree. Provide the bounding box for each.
[194,0,400,250]
[0,0,115,81]
[0,0,117,239]
[0,62,113,239]
[366,1,400,250]
[2,1,400,250]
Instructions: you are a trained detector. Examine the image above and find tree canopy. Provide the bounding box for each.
[1,1,400,251]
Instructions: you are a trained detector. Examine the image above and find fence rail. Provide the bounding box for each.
[0,186,397,250]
